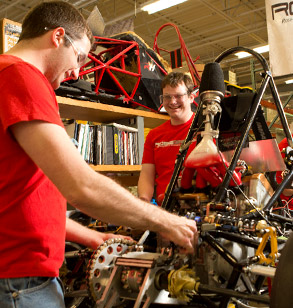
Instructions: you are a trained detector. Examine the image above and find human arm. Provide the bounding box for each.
[138,163,156,202]
[65,217,132,250]
[11,121,197,252]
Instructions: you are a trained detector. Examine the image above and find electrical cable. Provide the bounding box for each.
[216,140,272,224]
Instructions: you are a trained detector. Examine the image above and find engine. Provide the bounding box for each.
[60,174,292,308]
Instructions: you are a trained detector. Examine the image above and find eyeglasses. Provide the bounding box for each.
[44,27,88,67]
[160,93,188,104]
[63,32,88,67]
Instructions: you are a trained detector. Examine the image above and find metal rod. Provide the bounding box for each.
[269,93,293,129]
[268,78,293,147]
[201,232,239,268]
[197,283,270,304]
[214,73,270,202]
[263,166,293,212]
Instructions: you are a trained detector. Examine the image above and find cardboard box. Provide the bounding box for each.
[173,62,205,79]
[0,18,22,54]
[223,70,237,85]
[194,63,205,78]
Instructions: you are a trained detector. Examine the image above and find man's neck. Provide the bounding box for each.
[6,39,46,74]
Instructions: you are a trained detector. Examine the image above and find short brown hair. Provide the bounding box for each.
[161,72,194,94]
[19,1,93,45]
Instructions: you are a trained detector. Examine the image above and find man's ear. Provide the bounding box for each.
[51,27,65,48]
[189,93,195,102]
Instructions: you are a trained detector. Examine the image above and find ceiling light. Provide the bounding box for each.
[141,0,187,14]
[285,79,293,84]
[235,44,270,59]
[235,51,251,59]
[254,45,269,53]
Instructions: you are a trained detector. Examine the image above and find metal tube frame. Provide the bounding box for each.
[213,47,293,203]
[162,46,293,210]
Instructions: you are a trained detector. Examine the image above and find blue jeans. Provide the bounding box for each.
[0,277,65,308]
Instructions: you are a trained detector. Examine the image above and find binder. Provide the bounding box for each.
[103,125,114,165]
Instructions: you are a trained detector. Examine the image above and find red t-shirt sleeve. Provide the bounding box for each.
[0,62,63,130]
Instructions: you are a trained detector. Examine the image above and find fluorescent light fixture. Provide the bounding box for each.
[141,0,187,14]
[235,44,270,59]
[254,45,269,53]
[285,79,293,84]
[235,51,251,59]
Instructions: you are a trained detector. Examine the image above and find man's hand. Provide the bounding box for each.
[159,215,198,254]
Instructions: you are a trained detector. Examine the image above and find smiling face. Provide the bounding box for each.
[162,82,194,125]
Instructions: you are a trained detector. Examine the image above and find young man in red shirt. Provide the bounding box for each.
[138,72,196,204]
[0,3,197,307]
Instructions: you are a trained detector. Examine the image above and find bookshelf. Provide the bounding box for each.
[90,164,141,173]
[57,96,169,185]
[58,96,169,129]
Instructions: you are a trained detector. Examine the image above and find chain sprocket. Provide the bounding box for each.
[86,238,138,302]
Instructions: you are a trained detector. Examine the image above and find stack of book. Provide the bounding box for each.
[73,121,139,165]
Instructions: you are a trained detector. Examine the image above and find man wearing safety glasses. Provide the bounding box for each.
[0,2,197,307]
[138,72,197,205]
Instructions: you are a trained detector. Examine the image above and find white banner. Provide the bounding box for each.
[265,0,293,76]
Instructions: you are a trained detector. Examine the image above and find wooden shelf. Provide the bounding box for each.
[90,165,141,186]
[261,99,293,115]
[90,164,141,173]
[57,96,169,129]
[57,96,165,185]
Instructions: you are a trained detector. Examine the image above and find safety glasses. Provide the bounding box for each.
[63,32,88,67]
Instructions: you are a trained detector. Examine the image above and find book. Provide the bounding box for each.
[96,125,102,165]
[112,125,120,165]
[106,122,138,133]
[102,125,114,165]
[72,121,139,166]
[92,125,97,165]
[77,123,85,155]
[73,121,80,143]
[81,124,89,161]
[88,125,95,164]
[107,123,139,165]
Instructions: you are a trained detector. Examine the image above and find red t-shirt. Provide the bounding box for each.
[142,114,196,202]
[0,55,66,278]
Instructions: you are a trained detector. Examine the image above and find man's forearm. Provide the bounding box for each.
[138,182,153,203]
[70,172,163,232]
[11,122,197,253]
[137,164,155,203]
[66,217,100,249]
[66,217,133,250]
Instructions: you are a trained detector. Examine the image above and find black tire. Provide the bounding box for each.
[270,232,293,308]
